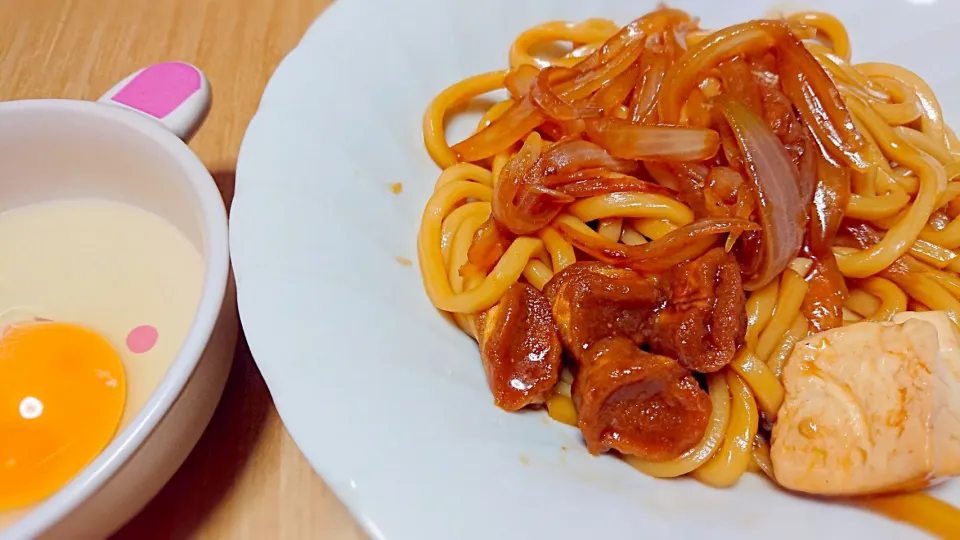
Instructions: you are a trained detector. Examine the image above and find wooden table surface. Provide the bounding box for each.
[0,1,366,538]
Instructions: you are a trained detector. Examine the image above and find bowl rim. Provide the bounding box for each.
[0,99,230,539]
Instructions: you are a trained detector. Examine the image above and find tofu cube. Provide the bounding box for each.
[771,312,960,496]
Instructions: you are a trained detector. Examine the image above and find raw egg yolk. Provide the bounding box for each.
[0,322,126,511]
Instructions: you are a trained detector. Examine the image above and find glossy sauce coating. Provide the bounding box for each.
[544,248,746,372]
[574,337,711,460]
[547,263,664,360]
[652,247,747,372]
[479,283,563,411]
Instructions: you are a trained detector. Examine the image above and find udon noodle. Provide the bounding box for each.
[418,7,960,536]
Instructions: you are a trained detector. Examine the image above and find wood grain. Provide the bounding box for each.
[0,1,367,538]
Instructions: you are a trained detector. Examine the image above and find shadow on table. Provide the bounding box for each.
[112,170,270,539]
[111,330,271,540]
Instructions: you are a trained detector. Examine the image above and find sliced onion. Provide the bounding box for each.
[660,21,777,124]
[769,21,869,171]
[727,185,758,250]
[526,184,577,202]
[630,46,669,124]
[558,176,674,198]
[542,166,670,197]
[659,20,868,171]
[453,98,545,162]
[492,134,550,234]
[558,9,691,100]
[809,150,850,255]
[584,117,720,161]
[543,167,628,187]
[794,126,818,206]
[558,40,647,101]
[589,61,644,114]
[504,64,540,100]
[541,138,639,173]
[801,254,846,332]
[454,9,696,163]
[716,118,744,170]
[645,161,709,216]
[644,161,681,191]
[493,136,638,234]
[532,67,603,120]
[714,96,806,290]
[460,217,511,279]
[558,217,758,271]
[538,121,568,141]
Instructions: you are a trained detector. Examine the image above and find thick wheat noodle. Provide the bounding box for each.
[909,239,958,269]
[597,218,624,241]
[924,269,960,300]
[419,183,546,313]
[872,99,924,127]
[477,100,515,130]
[868,76,924,126]
[447,214,488,335]
[424,71,507,168]
[948,125,960,151]
[888,273,960,325]
[847,190,910,220]
[750,436,775,478]
[730,351,784,419]
[812,53,889,103]
[537,226,576,271]
[848,134,885,197]
[441,202,491,265]
[568,193,695,223]
[620,227,648,245]
[745,279,779,349]
[896,127,954,165]
[921,210,960,249]
[459,274,486,339]
[856,62,950,149]
[691,370,759,488]
[859,277,909,320]
[767,314,811,380]
[843,307,864,323]
[553,212,604,238]
[522,260,554,290]
[632,218,678,240]
[448,213,490,293]
[935,178,960,205]
[756,270,808,362]
[435,163,494,189]
[845,289,882,318]
[788,11,850,61]
[509,19,620,69]
[835,98,944,278]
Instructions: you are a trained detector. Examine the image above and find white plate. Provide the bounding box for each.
[230,1,960,538]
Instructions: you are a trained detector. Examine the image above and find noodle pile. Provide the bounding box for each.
[418,8,960,494]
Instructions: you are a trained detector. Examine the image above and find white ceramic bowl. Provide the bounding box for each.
[0,63,237,539]
[231,1,960,539]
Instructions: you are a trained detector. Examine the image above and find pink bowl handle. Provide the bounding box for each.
[98,62,211,142]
